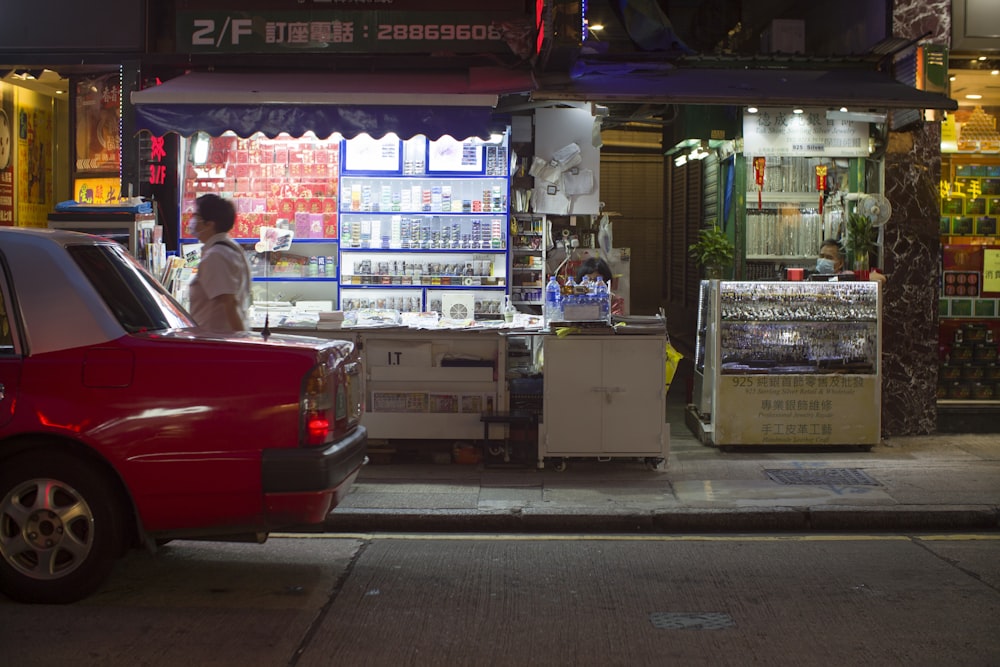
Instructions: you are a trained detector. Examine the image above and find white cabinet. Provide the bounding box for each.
[539,335,668,468]
[357,329,506,440]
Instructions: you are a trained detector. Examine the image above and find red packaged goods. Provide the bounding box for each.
[324,213,338,239]
[309,198,323,213]
[323,197,337,213]
[942,244,983,271]
[279,199,296,216]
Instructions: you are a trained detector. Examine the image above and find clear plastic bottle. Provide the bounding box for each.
[562,276,577,316]
[594,276,610,320]
[502,295,517,323]
[544,275,562,323]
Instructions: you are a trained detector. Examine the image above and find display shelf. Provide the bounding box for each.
[340,176,508,215]
[337,135,510,316]
[691,280,882,447]
[509,213,547,311]
[339,212,506,250]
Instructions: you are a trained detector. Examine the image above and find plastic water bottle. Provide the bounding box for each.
[545,275,562,323]
[594,276,610,320]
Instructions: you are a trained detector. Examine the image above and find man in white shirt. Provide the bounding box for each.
[187,194,252,333]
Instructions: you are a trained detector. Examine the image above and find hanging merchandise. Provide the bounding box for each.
[815,164,827,214]
[753,156,766,210]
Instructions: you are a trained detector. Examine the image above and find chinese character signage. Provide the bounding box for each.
[75,74,121,173]
[716,374,880,445]
[743,108,869,157]
[176,9,522,54]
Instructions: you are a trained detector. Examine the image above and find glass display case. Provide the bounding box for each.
[690,280,882,447]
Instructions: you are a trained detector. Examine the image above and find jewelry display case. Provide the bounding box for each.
[690,280,882,447]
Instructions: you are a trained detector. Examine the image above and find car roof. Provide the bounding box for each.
[0,226,127,355]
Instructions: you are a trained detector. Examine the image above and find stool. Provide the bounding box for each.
[480,411,537,465]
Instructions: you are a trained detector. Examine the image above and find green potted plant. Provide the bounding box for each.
[844,212,878,272]
[689,224,735,278]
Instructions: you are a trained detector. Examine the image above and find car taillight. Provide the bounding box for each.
[301,363,336,447]
[300,351,364,447]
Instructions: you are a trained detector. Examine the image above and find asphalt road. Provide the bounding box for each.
[2,533,999,666]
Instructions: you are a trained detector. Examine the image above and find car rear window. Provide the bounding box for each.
[68,243,195,333]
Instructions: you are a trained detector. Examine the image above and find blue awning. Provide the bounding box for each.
[131,70,534,139]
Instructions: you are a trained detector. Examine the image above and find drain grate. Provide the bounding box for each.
[649,612,735,630]
[765,468,880,486]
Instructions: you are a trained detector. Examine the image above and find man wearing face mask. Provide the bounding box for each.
[187,194,253,333]
[812,238,886,285]
[815,238,850,277]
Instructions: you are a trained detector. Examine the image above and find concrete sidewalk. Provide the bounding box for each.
[325,417,1000,534]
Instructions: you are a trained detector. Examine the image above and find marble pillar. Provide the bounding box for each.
[881,0,951,435]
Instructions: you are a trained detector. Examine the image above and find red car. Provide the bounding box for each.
[0,227,366,603]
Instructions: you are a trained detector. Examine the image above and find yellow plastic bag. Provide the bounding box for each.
[665,342,683,392]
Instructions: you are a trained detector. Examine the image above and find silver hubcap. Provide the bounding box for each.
[0,478,94,580]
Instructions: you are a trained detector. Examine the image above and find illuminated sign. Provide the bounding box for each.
[177,10,525,54]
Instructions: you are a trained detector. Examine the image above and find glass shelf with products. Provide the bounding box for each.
[340,287,424,313]
[237,240,339,282]
[339,251,505,288]
[340,213,506,250]
[340,176,508,216]
[509,213,547,309]
[742,155,862,263]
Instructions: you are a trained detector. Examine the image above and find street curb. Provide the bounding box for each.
[322,505,1000,534]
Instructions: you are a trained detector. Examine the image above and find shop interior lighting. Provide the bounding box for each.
[191,132,211,165]
[746,106,758,114]
[966,93,983,100]
[792,108,804,114]
[674,154,688,167]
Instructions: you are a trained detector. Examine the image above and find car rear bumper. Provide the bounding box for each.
[261,425,368,494]
[260,426,367,526]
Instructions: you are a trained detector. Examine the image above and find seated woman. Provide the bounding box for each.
[575,256,626,315]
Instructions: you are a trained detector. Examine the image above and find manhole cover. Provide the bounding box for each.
[765,468,879,486]
[649,612,735,630]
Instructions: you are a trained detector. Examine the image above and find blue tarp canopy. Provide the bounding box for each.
[131,70,533,139]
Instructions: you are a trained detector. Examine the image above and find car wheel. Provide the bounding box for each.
[0,452,125,604]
